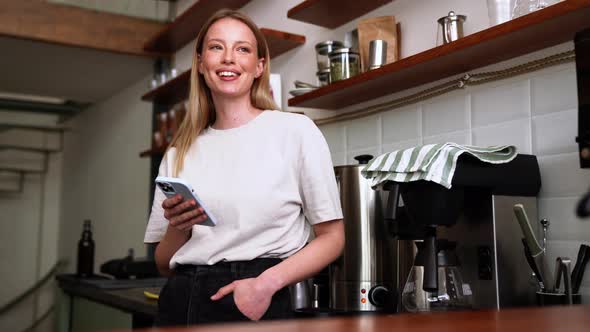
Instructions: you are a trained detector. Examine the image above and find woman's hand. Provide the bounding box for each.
[210,277,278,321]
[162,194,209,232]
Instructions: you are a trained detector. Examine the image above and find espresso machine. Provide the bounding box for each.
[329,153,542,313]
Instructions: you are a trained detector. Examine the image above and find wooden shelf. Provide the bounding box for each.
[287,0,393,29]
[288,0,590,109]
[142,70,190,105]
[0,124,68,133]
[139,145,168,158]
[141,29,305,105]
[260,28,306,59]
[144,0,253,54]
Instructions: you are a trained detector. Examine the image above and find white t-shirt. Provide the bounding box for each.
[144,110,343,268]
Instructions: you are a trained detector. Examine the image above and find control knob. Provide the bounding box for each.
[368,285,390,307]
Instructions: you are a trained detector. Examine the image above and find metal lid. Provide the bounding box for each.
[315,40,344,54]
[316,68,331,75]
[333,154,374,170]
[437,11,467,23]
[328,47,359,58]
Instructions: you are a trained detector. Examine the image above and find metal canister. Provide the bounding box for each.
[316,68,331,86]
[437,11,467,44]
[315,40,344,72]
[330,155,401,312]
[368,40,388,70]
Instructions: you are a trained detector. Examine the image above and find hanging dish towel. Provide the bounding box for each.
[361,143,517,189]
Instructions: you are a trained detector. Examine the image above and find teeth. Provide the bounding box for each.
[218,71,238,77]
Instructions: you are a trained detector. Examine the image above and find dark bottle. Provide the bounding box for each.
[77,219,95,277]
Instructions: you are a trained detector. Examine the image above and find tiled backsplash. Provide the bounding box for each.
[318,57,590,299]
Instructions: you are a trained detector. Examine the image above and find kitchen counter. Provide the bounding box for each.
[127,305,590,332]
[56,274,160,329]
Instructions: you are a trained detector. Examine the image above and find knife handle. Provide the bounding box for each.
[522,238,545,290]
[513,204,543,256]
[571,244,590,294]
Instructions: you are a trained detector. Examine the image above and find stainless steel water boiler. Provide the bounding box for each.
[330,155,404,312]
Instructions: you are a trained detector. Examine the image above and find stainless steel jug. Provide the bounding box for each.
[330,155,402,312]
[437,11,467,45]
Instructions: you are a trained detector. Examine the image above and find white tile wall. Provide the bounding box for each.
[538,153,590,198]
[424,130,471,146]
[320,123,346,153]
[381,105,421,143]
[382,138,423,155]
[471,80,530,127]
[345,116,380,151]
[318,58,590,300]
[538,197,590,242]
[472,118,532,154]
[531,67,578,115]
[532,109,578,155]
[422,93,470,136]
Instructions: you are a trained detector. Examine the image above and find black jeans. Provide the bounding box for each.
[154,258,293,327]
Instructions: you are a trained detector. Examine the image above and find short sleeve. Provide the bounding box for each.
[298,118,343,225]
[143,149,175,243]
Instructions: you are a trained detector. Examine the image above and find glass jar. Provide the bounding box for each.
[315,40,344,72]
[487,0,515,26]
[316,68,331,86]
[329,48,360,82]
[512,0,557,18]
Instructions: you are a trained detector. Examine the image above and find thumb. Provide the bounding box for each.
[210,281,236,301]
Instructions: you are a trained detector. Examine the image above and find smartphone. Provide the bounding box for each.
[155,176,217,227]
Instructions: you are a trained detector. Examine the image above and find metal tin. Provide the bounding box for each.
[315,40,344,71]
[316,68,331,86]
[368,40,388,70]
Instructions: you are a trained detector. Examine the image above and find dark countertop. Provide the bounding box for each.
[57,275,590,332]
[56,274,161,317]
[126,305,590,332]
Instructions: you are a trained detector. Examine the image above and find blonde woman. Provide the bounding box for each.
[144,10,344,326]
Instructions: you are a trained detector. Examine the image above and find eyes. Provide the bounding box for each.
[208,43,252,54]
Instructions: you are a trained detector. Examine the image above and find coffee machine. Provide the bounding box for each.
[330,153,542,313]
[384,153,542,310]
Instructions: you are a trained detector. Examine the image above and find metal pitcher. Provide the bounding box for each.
[437,11,467,44]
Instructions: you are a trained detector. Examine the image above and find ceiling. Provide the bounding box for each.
[0,36,154,104]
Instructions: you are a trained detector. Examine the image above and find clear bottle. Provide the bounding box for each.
[77,219,95,278]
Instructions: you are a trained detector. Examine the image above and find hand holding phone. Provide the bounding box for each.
[156,177,217,228]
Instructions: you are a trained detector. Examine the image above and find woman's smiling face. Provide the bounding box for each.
[198,17,264,100]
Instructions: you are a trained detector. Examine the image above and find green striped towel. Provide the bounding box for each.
[361,143,518,189]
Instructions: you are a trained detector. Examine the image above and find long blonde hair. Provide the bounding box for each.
[169,9,279,176]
